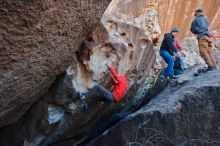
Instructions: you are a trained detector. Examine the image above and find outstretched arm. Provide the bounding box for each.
[110,77,117,84]
[106,65,119,81]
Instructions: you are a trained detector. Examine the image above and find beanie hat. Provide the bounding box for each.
[171,27,179,33]
[195,9,203,13]
[194,9,204,16]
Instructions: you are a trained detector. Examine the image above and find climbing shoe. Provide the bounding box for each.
[194,67,208,77]
[169,75,178,79]
[159,75,172,82]
[159,75,165,81]
[78,92,86,100]
[206,66,216,72]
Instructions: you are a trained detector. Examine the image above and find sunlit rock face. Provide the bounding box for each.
[68,0,162,94]
[157,0,220,38]
[154,0,220,68]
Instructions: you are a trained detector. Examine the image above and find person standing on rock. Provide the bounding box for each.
[190,9,217,71]
[159,27,179,80]
[78,65,128,109]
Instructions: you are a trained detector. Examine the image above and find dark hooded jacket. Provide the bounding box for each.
[160,33,177,56]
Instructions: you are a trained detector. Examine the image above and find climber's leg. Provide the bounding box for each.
[81,85,115,103]
[81,95,115,110]
[160,51,174,78]
[198,36,215,67]
[207,43,217,67]
[82,85,100,98]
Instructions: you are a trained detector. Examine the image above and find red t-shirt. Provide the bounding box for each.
[109,67,128,102]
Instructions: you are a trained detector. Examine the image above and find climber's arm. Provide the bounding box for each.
[106,65,119,81]
[110,77,117,84]
[190,20,197,34]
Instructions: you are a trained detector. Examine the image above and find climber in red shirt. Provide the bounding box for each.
[78,65,128,107]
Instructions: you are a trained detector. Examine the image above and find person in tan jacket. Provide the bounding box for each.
[190,9,217,71]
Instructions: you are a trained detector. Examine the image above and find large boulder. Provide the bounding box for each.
[0,0,110,127]
[68,0,161,93]
[88,69,220,146]
[0,0,219,146]
[0,0,163,145]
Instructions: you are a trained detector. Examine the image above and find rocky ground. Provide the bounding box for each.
[88,68,220,146]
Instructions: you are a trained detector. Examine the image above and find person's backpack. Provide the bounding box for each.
[174,57,184,75]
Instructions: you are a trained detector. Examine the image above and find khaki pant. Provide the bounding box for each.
[198,36,216,67]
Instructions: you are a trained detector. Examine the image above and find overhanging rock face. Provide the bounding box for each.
[0,0,110,127]
[0,1,163,145]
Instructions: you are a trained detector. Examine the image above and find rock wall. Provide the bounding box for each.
[0,0,110,127]
[85,1,220,145]
[0,0,163,146]
[88,70,220,146]
[68,0,161,93]
[157,0,220,38]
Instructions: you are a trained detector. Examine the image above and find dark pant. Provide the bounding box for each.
[84,84,115,103]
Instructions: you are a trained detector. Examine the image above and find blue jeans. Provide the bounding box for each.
[160,51,174,77]
[84,84,115,103]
